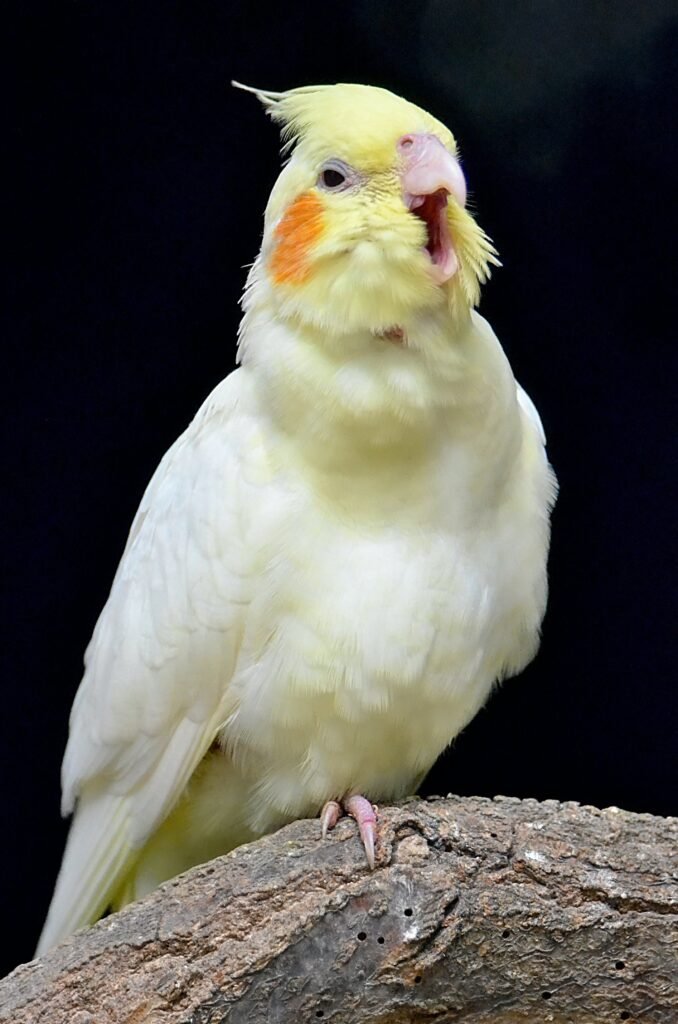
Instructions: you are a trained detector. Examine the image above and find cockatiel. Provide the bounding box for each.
[37,82,556,955]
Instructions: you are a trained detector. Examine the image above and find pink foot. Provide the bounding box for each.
[320,799,342,839]
[319,794,378,869]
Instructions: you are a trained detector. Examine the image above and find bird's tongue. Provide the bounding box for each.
[399,132,467,284]
[408,191,458,284]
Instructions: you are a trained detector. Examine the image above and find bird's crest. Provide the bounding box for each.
[232,81,457,161]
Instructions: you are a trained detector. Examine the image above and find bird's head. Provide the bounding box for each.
[237,82,498,337]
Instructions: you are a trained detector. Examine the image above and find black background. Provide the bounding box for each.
[4,1,676,975]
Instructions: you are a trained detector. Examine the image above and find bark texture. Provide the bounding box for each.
[3,795,677,1023]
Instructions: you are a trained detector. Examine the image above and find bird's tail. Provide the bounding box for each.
[35,791,133,957]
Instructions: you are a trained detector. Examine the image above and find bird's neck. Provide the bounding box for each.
[236,288,525,524]
[239,294,516,456]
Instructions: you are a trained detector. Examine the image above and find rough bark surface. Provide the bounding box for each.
[3,796,677,1023]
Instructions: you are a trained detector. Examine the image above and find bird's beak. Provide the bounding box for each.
[398,133,467,284]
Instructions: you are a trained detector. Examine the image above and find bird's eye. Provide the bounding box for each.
[317,161,355,192]
[321,167,346,189]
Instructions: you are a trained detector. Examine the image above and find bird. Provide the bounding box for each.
[36,82,557,955]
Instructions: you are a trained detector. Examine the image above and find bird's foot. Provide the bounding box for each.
[320,794,377,869]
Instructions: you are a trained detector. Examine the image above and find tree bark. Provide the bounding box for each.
[3,795,677,1023]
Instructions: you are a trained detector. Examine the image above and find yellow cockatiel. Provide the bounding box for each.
[37,83,557,954]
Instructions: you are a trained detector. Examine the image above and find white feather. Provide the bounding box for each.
[36,791,131,955]
[38,306,556,955]
[37,374,254,954]
[517,382,547,444]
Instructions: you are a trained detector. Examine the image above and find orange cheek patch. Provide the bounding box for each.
[269,191,325,285]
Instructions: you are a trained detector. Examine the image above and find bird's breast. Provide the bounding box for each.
[202,366,551,836]
[220,483,530,832]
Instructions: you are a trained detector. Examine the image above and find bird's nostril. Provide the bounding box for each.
[399,135,414,150]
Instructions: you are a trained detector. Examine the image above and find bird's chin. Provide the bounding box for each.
[267,249,449,337]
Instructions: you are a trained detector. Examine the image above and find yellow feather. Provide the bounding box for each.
[236,81,498,334]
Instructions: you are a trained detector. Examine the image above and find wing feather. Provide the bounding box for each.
[516,381,547,444]
[37,372,255,954]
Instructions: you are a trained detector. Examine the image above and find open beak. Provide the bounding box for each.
[398,133,467,284]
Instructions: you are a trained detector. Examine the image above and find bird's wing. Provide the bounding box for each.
[37,371,256,954]
[516,381,547,445]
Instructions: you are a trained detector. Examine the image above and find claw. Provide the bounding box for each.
[320,799,342,839]
[319,794,378,868]
[344,794,377,870]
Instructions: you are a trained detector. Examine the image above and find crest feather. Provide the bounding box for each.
[232,81,333,153]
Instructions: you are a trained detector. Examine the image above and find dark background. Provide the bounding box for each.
[4,1,676,975]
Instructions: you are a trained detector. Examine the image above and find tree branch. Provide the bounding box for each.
[4,796,677,1022]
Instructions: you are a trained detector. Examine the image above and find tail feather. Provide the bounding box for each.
[35,792,133,957]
